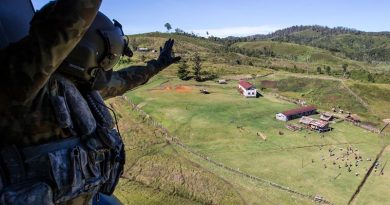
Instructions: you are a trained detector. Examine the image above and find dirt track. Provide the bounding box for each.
[150,85,193,93]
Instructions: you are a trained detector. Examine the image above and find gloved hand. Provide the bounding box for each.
[157,39,181,68]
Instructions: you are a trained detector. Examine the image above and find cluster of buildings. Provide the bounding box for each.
[276,106,333,133]
[235,80,332,132]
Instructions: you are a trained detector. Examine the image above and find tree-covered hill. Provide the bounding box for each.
[123,31,390,83]
[244,25,390,62]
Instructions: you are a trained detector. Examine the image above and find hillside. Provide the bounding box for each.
[248,25,390,62]
[122,32,390,124]
[124,32,390,83]
[233,40,355,67]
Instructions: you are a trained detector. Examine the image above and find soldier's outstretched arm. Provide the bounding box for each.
[100,39,181,99]
[0,0,101,107]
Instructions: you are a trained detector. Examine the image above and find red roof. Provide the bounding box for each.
[239,80,253,90]
[282,106,317,117]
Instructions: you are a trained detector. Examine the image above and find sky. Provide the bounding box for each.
[31,0,390,37]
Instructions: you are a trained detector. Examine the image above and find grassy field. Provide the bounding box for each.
[108,97,245,205]
[354,145,389,205]
[124,75,388,205]
[347,82,390,121]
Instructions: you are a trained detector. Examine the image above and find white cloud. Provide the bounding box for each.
[191,25,284,38]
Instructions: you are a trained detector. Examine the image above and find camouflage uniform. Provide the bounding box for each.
[0,0,102,146]
[0,0,178,204]
[100,60,171,99]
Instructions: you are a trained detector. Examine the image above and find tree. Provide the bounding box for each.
[342,63,348,71]
[177,60,190,80]
[175,28,184,34]
[325,66,331,75]
[192,52,202,81]
[317,66,322,74]
[367,73,375,82]
[293,65,298,73]
[342,63,349,77]
[164,23,172,32]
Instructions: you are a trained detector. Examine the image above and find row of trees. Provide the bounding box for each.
[289,63,390,83]
[315,63,349,76]
[177,52,217,82]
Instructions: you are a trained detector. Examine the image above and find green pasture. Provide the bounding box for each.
[125,76,388,205]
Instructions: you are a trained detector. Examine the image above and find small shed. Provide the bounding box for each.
[218,79,227,84]
[138,47,150,52]
[320,113,334,121]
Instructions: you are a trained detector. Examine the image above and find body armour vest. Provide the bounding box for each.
[0,74,125,204]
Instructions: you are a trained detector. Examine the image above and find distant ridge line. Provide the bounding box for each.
[244,25,390,40]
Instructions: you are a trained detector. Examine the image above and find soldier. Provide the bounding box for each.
[0,0,180,204]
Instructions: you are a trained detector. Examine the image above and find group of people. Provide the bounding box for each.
[315,145,376,177]
[0,0,179,204]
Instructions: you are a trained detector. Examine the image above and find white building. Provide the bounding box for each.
[218,79,227,84]
[276,113,288,121]
[275,106,317,121]
[137,47,150,52]
[238,80,257,98]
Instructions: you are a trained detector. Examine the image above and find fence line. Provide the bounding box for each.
[121,96,334,205]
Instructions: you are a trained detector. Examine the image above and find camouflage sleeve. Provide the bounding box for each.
[100,60,165,99]
[0,0,101,106]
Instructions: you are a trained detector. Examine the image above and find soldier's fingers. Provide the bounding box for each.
[173,56,181,63]
[165,40,173,52]
[168,39,175,50]
[164,40,169,49]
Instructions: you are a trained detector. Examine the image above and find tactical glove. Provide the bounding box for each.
[157,38,181,69]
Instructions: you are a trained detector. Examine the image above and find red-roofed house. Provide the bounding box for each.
[238,80,257,98]
[276,106,317,121]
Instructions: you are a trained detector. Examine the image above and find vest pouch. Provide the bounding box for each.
[51,95,73,129]
[100,143,125,195]
[0,181,54,205]
[95,126,125,195]
[48,146,98,203]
